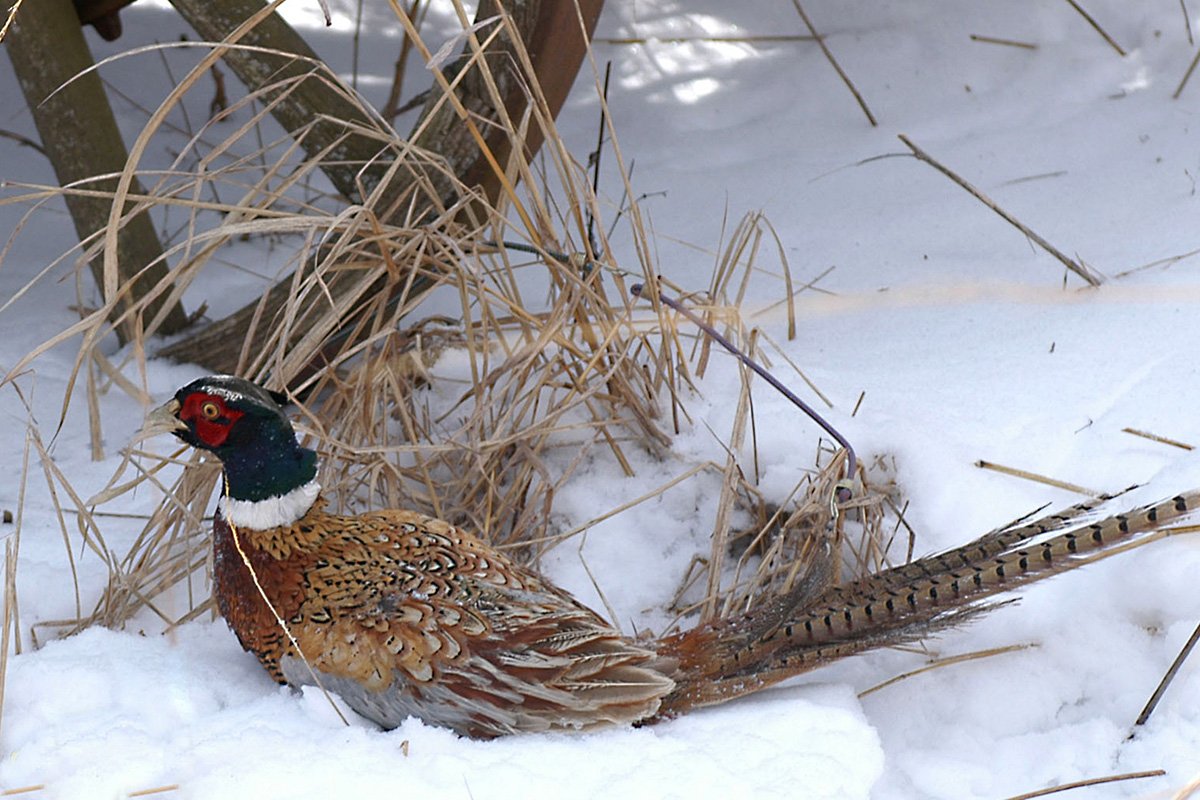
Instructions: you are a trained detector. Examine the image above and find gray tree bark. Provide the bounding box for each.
[6,0,190,343]
[156,0,603,376]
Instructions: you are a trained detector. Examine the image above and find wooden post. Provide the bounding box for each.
[464,0,605,205]
[6,0,189,343]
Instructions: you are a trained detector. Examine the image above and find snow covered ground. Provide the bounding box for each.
[4,1,1200,797]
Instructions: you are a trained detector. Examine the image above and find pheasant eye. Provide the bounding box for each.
[200,401,222,420]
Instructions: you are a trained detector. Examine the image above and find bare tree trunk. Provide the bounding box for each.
[6,0,189,344]
[167,0,428,211]
[158,0,604,377]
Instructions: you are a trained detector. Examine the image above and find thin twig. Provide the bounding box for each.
[1175,47,1200,98]
[209,65,229,117]
[969,34,1038,50]
[0,129,47,157]
[1002,769,1165,800]
[351,0,364,89]
[850,391,866,417]
[974,460,1101,497]
[1122,427,1195,451]
[789,0,877,126]
[898,134,1103,287]
[1182,0,1195,46]
[586,61,611,254]
[1133,620,1200,727]
[1062,0,1126,56]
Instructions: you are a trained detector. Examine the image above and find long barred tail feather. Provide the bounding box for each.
[651,489,1200,719]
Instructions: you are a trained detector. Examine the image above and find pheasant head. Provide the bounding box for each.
[144,375,319,526]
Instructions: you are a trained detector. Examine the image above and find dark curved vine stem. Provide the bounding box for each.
[631,282,856,502]
[470,243,857,499]
[586,61,612,256]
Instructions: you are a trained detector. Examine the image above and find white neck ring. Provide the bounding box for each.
[218,479,321,529]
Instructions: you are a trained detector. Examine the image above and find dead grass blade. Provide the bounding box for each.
[1002,769,1164,800]
[0,0,24,44]
[0,540,16,740]
[0,396,35,740]
[127,786,181,798]
[974,460,1102,496]
[1175,773,1200,800]
[859,643,1034,698]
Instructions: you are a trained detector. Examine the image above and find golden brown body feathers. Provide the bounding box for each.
[213,499,674,738]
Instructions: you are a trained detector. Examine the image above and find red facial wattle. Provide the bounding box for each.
[179,392,245,448]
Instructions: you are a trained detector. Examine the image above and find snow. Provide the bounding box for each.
[4,0,1200,797]
[2,626,881,799]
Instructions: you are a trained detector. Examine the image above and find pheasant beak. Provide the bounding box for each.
[141,398,187,439]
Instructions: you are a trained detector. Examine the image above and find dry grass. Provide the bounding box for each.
[1,3,884,655]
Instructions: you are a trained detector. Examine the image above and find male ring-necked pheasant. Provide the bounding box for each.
[144,374,1196,738]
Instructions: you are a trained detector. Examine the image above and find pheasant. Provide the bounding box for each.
[144,374,1196,738]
